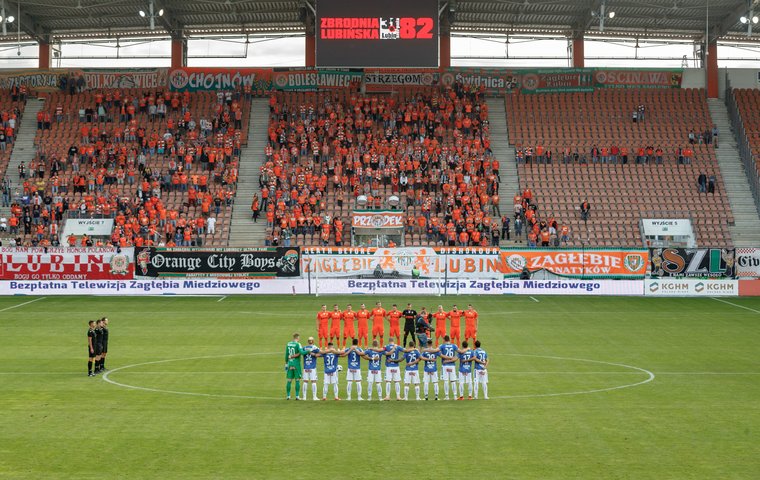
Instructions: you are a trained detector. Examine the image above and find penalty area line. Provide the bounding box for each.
[0,297,46,313]
[217,296,227,303]
[529,296,540,303]
[711,297,760,314]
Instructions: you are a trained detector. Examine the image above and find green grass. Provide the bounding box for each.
[1,294,759,479]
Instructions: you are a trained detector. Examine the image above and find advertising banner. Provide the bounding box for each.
[593,69,683,89]
[500,249,648,278]
[352,210,405,228]
[0,279,307,296]
[736,247,760,277]
[134,247,300,278]
[314,278,643,296]
[364,69,439,91]
[168,68,273,92]
[78,68,168,90]
[650,248,736,278]
[0,69,64,91]
[303,247,504,279]
[519,69,595,94]
[0,247,134,280]
[440,68,518,93]
[644,279,738,297]
[316,0,439,68]
[272,69,363,90]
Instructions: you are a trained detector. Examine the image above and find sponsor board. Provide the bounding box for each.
[303,247,504,279]
[315,279,643,295]
[650,248,736,278]
[272,69,363,90]
[0,279,307,296]
[519,69,595,94]
[134,247,300,278]
[168,68,273,92]
[644,279,738,297]
[593,69,683,89]
[0,247,133,280]
[363,69,439,91]
[500,249,648,278]
[736,247,760,277]
[77,69,168,90]
[441,69,518,93]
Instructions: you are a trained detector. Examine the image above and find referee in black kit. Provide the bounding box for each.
[87,321,97,376]
[402,303,417,347]
[100,317,109,371]
[93,319,104,374]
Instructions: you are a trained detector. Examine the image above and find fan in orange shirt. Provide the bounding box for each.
[464,304,479,343]
[371,301,387,343]
[342,304,357,348]
[356,303,370,347]
[433,305,449,346]
[387,304,403,345]
[329,304,342,344]
[449,305,463,345]
[316,305,330,348]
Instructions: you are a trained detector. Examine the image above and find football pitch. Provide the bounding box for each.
[1,294,759,479]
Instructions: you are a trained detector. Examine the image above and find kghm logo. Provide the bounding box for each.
[649,282,659,292]
[320,17,434,40]
[694,282,705,293]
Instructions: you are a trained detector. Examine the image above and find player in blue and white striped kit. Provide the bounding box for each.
[301,337,320,401]
[420,340,441,400]
[360,340,384,401]
[472,340,489,400]
[403,342,422,401]
[344,339,364,401]
[384,340,405,401]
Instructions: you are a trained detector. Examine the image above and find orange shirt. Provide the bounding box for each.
[371,307,386,327]
[357,309,370,330]
[449,309,463,331]
[330,310,342,329]
[342,310,356,329]
[317,311,330,328]
[464,309,478,327]
[388,309,403,328]
[433,311,448,328]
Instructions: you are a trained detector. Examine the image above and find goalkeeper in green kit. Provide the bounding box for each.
[285,333,304,400]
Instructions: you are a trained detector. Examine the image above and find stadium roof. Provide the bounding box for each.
[2,0,759,44]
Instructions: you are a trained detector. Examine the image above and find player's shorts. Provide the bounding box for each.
[303,368,317,381]
[358,327,369,339]
[404,370,420,384]
[367,369,382,383]
[465,327,477,338]
[323,372,338,385]
[330,326,341,337]
[435,325,447,337]
[458,371,472,383]
[101,341,108,353]
[318,326,329,338]
[88,348,96,358]
[343,327,356,338]
[372,325,384,337]
[389,325,400,338]
[286,365,302,380]
[424,371,439,383]
[94,345,103,356]
[385,366,401,382]
[346,368,362,382]
[442,364,457,382]
[474,369,488,383]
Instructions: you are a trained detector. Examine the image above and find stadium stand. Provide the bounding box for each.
[506,89,734,247]
[256,85,503,247]
[733,89,760,174]
[0,88,26,201]
[3,88,250,247]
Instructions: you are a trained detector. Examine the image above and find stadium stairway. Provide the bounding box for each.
[708,98,760,247]
[0,99,44,222]
[228,97,270,247]
[486,97,520,244]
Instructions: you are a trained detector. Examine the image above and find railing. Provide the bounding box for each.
[724,81,760,217]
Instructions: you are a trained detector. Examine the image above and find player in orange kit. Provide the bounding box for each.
[449,305,463,345]
[464,304,479,343]
[329,304,342,344]
[371,301,387,344]
[342,304,357,348]
[356,303,370,347]
[433,305,449,346]
[387,304,403,345]
[316,304,330,348]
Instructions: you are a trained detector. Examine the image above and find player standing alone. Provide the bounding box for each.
[87,320,97,377]
[284,333,303,400]
[472,340,489,400]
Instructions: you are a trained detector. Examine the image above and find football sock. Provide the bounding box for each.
[415,386,420,399]
[443,381,449,397]
[451,381,458,398]
[347,382,353,400]
[88,361,92,374]
[468,382,473,397]
[404,386,409,399]
[368,382,374,400]
[333,383,339,398]
[286,380,292,397]
[356,383,362,398]
[101,358,105,369]
[385,382,391,398]
[295,380,301,397]
[474,381,479,399]
[394,382,401,398]
[301,382,308,400]
[434,383,439,396]
[312,382,318,400]
[458,381,464,397]
[423,383,429,397]
[482,384,488,398]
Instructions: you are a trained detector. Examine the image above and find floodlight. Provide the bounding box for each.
[139,10,146,17]
[741,15,748,23]
[6,15,13,22]
[608,11,615,18]
[158,9,164,16]
[753,16,759,24]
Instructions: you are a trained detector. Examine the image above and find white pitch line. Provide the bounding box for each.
[217,296,227,303]
[0,297,46,313]
[529,296,540,303]
[711,297,760,314]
